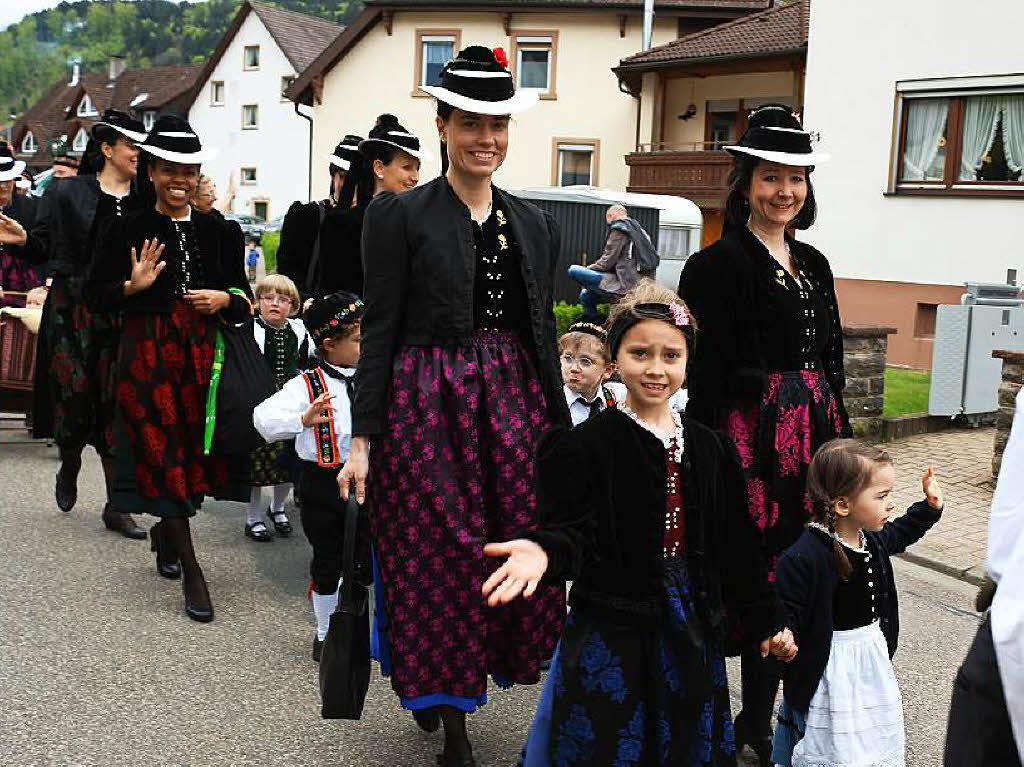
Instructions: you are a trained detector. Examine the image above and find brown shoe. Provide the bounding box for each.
[101,505,148,540]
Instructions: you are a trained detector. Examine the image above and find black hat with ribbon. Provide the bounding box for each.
[0,142,26,182]
[305,291,364,345]
[327,134,363,172]
[420,45,537,115]
[93,108,148,143]
[359,114,432,163]
[724,103,829,166]
[138,114,216,164]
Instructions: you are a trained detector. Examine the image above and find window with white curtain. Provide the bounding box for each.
[72,128,88,152]
[895,85,1024,191]
[77,93,97,117]
[21,131,37,154]
[421,35,454,87]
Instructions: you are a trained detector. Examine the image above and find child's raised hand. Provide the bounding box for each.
[482,540,548,606]
[922,466,944,511]
[762,627,798,662]
[301,392,334,428]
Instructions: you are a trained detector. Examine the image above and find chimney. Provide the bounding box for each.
[642,0,654,51]
[69,62,80,87]
[109,55,126,81]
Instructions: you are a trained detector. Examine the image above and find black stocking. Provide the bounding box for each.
[439,706,473,760]
[58,445,82,481]
[100,455,116,504]
[163,517,210,608]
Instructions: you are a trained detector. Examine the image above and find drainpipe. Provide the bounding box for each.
[642,0,654,51]
[294,101,313,201]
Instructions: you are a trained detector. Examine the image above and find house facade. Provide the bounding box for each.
[187,1,341,221]
[614,1,807,247]
[11,58,199,172]
[287,0,771,201]
[802,0,1024,369]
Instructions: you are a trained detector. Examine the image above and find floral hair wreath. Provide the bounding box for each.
[312,299,364,342]
[566,321,608,341]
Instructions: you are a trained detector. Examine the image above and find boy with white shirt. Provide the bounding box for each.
[559,322,624,426]
[253,291,365,661]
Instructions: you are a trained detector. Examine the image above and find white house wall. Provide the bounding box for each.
[310,11,677,200]
[802,0,1024,287]
[189,11,312,221]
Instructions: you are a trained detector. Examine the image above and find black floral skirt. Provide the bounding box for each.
[42,276,121,453]
[521,557,736,766]
[112,300,228,517]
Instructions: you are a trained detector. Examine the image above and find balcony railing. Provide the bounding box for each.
[626,146,734,208]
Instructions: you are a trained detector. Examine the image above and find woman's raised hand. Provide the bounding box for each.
[302,392,334,428]
[125,238,166,295]
[0,213,27,246]
[338,435,370,504]
[762,627,798,661]
[481,539,549,606]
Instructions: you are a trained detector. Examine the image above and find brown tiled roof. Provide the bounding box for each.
[618,0,807,67]
[368,0,767,7]
[250,2,343,72]
[11,64,201,165]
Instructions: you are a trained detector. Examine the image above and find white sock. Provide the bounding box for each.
[271,484,291,517]
[312,589,339,641]
[247,486,264,526]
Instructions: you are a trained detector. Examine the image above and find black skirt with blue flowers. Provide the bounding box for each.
[521,556,736,766]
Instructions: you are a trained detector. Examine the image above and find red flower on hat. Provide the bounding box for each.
[493,47,509,69]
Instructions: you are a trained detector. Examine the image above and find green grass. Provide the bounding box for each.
[884,367,931,418]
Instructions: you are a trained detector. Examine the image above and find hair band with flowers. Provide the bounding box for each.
[568,321,608,339]
[493,47,509,69]
[315,299,364,339]
[669,303,690,328]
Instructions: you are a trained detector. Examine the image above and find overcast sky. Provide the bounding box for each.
[1,0,198,33]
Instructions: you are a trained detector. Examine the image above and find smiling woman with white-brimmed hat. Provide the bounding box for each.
[336,44,569,767]
[85,113,253,625]
[677,103,850,765]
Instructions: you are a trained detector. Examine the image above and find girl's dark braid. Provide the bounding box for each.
[826,503,853,581]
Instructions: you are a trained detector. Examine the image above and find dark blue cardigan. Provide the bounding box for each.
[776,501,941,712]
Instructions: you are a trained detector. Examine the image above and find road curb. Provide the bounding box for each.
[896,551,987,587]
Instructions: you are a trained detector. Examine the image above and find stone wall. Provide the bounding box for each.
[992,349,1024,477]
[842,325,897,437]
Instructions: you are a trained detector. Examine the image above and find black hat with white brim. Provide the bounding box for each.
[358,118,432,163]
[724,104,829,166]
[93,109,148,143]
[138,115,216,164]
[420,45,537,115]
[0,143,26,182]
[327,135,363,171]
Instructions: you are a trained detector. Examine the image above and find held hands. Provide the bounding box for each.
[302,392,334,428]
[0,213,27,246]
[923,466,944,511]
[481,539,549,606]
[761,627,798,661]
[337,435,370,504]
[125,238,166,295]
[185,289,230,315]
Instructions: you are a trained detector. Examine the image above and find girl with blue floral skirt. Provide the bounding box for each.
[484,280,797,766]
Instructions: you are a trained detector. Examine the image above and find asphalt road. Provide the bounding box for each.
[0,442,982,766]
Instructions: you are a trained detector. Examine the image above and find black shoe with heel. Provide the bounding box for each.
[102,505,148,540]
[55,465,78,512]
[182,568,214,623]
[149,521,182,579]
[266,507,292,536]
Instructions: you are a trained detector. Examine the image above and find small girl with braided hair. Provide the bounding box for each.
[771,439,944,767]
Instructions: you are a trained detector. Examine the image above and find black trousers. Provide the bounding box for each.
[945,615,1021,766]
[298,463,370,595]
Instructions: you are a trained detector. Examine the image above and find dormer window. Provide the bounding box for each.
[143,111,155,131]
[72,128,89,152]
[77,93,97,117]
[21,131,37,154]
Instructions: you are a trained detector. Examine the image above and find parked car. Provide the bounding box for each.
[263,215,286,233]
[224,213,266,242]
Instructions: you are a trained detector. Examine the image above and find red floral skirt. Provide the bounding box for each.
[722,369,843,579]
[113,300,227,517]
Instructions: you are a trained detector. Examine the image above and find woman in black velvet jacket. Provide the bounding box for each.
[87,116,251,624]
[677,105,850,763]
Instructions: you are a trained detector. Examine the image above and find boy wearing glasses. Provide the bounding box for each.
[246,274,311,541]
[559,322,625,427]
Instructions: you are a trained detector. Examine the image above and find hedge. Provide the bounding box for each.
[553,301,608,337]
[262,231,280,275]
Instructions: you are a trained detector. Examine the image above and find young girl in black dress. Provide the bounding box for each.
[484,280,797,765]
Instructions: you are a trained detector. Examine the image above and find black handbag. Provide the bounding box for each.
[319,496,371,720]
[204,314,277,456]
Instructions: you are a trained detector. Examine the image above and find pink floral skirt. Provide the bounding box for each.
[723,369,842,579]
